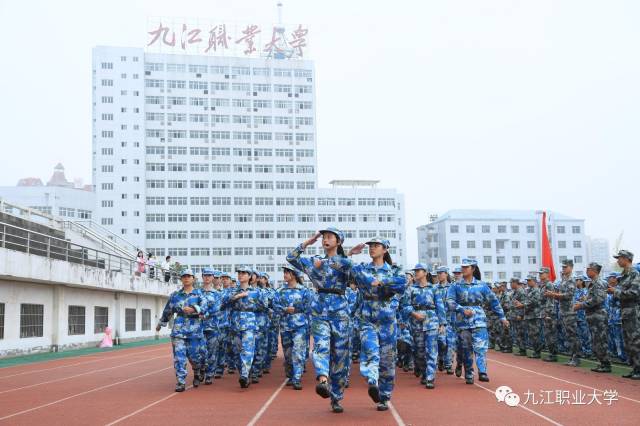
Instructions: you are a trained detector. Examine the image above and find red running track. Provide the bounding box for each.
[0,344,638,425]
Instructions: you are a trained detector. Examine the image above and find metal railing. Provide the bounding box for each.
[60,220,138,259]
[0,221,170,283]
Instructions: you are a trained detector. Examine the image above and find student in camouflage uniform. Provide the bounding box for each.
[510,278,527,356]
[200,268,223,384]
[539,267,558,361]
[574,276,593,357]
[545,259,581,366]
[574,262,610,372]
[606,273,627,363]
[487,284,501,350]
[608,250,640,379]
[498,281,513,353]
[216,272,234,377]
[522,275,544,358]
[156,269,206,392]
[331,238,407,411]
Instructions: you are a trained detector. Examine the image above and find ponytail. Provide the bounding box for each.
[337,244,346,257]
[383,252,393,266]
[473,265,482,281]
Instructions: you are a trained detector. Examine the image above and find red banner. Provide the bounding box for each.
[541,211,556,282]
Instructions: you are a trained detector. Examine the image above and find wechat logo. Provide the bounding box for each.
[495,385,520,407]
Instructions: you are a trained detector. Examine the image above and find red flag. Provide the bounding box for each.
[540,211,556,282]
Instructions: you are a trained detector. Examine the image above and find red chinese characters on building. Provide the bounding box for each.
[288,24,308,57]
[235,25,261,55]
[205,24,231,53]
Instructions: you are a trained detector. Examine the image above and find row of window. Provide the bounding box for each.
[144,79,313,94]
[142,129,314,142]
[143,113,313,126]
[28,206,92,219]
[142,96,312,110]
[449,255,584,265]
[449,224,582,234]
[449,240,582,249]
[142,213,395,223]
[142,180,316,190]
[141,196,395,207]
[145,228,398,241]
[142,62,312,78]
[145,164,315,174]
[144,146,314,157]
[4,304,151,340]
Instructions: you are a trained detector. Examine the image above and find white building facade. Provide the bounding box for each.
[417,210,587,281]
[92,45,406,280]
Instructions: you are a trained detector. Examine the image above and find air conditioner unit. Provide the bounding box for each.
[167,105,172,109]
[211,106,215,111]
[287,93,292,98]
[160,89,164,93]
[160,105,164,109]
[295,125,299,129]
[196,73,201,77]
[204,90,209,94]
[168,122,172,126]
[288,125,293,129]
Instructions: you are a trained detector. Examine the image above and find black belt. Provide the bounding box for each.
[463,303,483,307]
[318,288,345,296]
[176,313,200,318]
[413,305,435,310]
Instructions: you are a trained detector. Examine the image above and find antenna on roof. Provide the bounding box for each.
[277,2,283,25]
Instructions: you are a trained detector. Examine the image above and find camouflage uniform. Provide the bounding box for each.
[557,273,581,359]
[511,282,527,354]
[606,292,627,362]
[201,285,223,381]
[158,286,206,386]
[498,288,513,352]
[578,274,609,367]
[541,277,559,357]
[611,259,640,374]
[574,285,592,356]
[523,281,544,357]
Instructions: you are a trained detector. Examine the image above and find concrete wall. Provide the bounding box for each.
[0,247,172,357]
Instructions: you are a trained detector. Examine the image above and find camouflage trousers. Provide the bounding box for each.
[526,318,544,354]
[437,325,457,368]
[281,326,307,382]
[203,329,220,379]
[499,320,513,350]
[577,318,592,356]
[268,321,280,361]
[513,319,527,351]
[252,326,268,378]
[586,312,609,363]
[217,327,231,373]
[232,328,256,379]
[171,335,204,385]
[543,316,558,354]
[560,313,581,356]
[458,327,489,378]
[360,320,398,401]
[311,316,350,402]
[412,328,439,381]
[608,323,627,361]
[621,307,640,370]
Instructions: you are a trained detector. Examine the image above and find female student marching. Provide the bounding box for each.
[222,266,267,388]
[273,266,312,390]
[446,258,508,384]
[329,237,407,411]
[156,269,206,392]
[286,227,351,413]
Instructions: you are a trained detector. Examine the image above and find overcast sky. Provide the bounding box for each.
[1,0,638,262]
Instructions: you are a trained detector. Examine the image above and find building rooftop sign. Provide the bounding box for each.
[146,17,309,59]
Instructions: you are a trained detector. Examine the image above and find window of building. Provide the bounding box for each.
[141,309,151,331]
[496,256,505,265]
[482,225,490,233]
[466,225,475,233]
[557,226,565,234]
[451,256,460,264]
[68,305,86,335]
[482,240,491,249]
[467,240,476,249]
[512,241,520,249]
[528,256,537,264]
[498,225,506,233]
[484,256,492,263]
[451,240,460,249]
[125,309,136,332]
[558,241,566,249]
[450,225,459,233]
[527,241,535,249]
[572,226,581,234]
[526,225,535,233]
[511,225,519,233]
[574,256,583,264]
[513,256,521,264]
[573,240,582,248]
[20,304,44,338]
[94,306,108,333]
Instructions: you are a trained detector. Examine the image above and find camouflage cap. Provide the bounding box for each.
[461,258,477,267]
[526,275,537,281]
[538,267,550,274]
[412,262,430,272]
[435,266,450,274]
[180,268,195,277]
[236,265,253,274]
[510,277,520,283]
[561,259,574,267]
[365,237,391,249]
[405,270,415,276]
[202,267,215,276]
[586,262,602,272]
[613,250,634,261]
[452,266,463,274]
[319,227,345,243]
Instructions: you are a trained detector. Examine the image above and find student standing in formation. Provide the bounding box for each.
[447,259,508,385]
[156,269,206,392]
[331,238,407,411]
[273,266,312,390]
[402,263,446,389]
[287,227,351,413]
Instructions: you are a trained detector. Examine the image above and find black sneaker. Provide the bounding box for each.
[592,364,612,373]
[543,354,558,362]
[293,382,303,390]
[465,376,474,385]
[455,364,462,377]
[420,377,427,385]
[331,400,344,413]
[193,375,201,388]
[515,350,527,356]
[622,371,634,378]
[239,376,249,388]
[438,360,444,371]
[345,382,350,388]
[286,378,293,386]
[175,383,186,392]
[204,377,213,385]
[228,368,236,375]
[425,380,435,389]
[251,377,260,384]
[377,401,389,411]
[316,381,331,399]
[446,367,454,375]
[478,373,489,382]
[214,372,223,379]
[263,369,270,374]
[529,353,541,359]
[368,384,381,403]
[630,371,640,380]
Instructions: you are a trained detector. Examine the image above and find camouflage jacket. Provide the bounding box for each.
[446,278,505,329]
[402,284,446,331]
[158,287,205,338]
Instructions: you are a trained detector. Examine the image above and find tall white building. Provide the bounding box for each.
[587,237,611,269]
[92,44,405,281]
[417,210,587,281]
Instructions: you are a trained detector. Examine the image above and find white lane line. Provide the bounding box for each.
[488,358,640,404]
[246,379,288,426]
[0,367,172,421]
[104,385,193,426]
[0,354,169,394]
[474,382,564,426]
[0,347,167,379]
[388,402,407,426]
